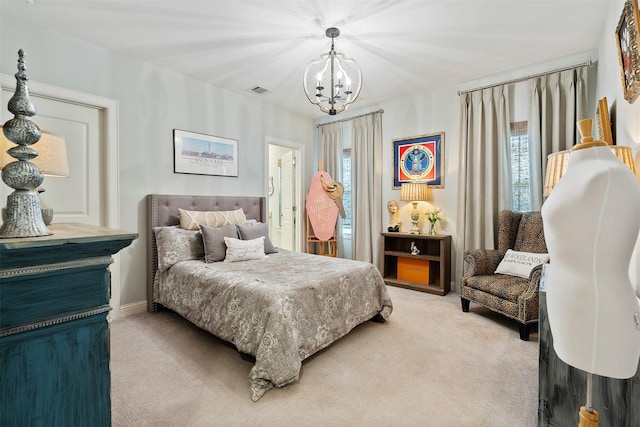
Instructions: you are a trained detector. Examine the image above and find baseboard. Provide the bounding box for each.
[117,300,147,318]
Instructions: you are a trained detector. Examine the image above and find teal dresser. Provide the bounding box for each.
[0,223,137,426]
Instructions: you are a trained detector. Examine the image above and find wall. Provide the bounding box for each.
[3,1,637,306]
[0,15,314,308]
[597,0,640,286]
[315,50,599,285]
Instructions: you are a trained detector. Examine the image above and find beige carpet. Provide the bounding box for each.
[111,286,539,426]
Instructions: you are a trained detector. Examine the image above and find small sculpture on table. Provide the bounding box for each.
[387,200,401,232]
[410,241,420,255]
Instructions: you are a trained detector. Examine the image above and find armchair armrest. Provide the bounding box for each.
[516,263,545,322]
[462,249,504,278]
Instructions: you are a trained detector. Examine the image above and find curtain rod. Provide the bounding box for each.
[457,60,594,96]
[317,109,384,128]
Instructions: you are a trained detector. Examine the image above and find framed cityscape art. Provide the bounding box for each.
[173,129,238,177]
[392,132,444,189]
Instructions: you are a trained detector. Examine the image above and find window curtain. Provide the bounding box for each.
[318,122,344,257]
[455,86,511,293]
[351,111,383,264]
[528,66,593,210]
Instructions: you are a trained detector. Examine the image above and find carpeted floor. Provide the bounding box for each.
[110,285,539,426]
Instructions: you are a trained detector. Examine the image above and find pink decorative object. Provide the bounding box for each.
[306,171,339,241]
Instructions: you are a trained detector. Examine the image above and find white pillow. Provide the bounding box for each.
[495,249,550,278]
[178,208,246,230]
[224,236,266,262]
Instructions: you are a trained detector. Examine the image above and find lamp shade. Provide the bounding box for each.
[543,146,637,197]
[400,182,429,202]
[0,126,69,177]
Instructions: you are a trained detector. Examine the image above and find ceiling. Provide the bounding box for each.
[1,0,611,119]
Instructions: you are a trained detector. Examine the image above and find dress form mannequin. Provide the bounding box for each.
[541,119,640,380]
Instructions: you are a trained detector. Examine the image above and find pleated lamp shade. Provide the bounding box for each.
[543,145,637,197]
[400,182,429,202]
[0,127,69,177]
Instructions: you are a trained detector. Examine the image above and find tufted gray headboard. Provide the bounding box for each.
[146,194,266,313]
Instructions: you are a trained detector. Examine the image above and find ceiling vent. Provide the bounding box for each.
[248,86,272,95]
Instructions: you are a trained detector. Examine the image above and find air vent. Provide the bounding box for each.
[248,86,272,95]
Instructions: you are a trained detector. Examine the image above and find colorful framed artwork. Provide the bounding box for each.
[392,132,444,189]
[616,0,640,104]
[173,129,238,177]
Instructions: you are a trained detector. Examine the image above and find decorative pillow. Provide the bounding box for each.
[154,226,204,272]
[224,236,266,262]
[200,224,239,263]
[495,249,550,278]
[237,222,277,254]
[178,208,246,230]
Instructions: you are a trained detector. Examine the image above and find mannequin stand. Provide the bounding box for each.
[578,373,599,427]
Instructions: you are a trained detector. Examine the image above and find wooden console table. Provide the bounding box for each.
[0,223,137,427]
[380,232,451,295]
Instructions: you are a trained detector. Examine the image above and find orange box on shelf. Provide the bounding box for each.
[397,256,430,285]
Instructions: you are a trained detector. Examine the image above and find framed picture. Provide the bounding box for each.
[173,129,238,177]
[616,0,640,104]
[392,132,444,189]
[596,97,613,144]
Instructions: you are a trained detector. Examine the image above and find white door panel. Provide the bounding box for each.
[1,90,103,226]
[280,151,295,250]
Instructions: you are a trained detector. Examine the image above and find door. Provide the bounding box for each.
[279,150,295,250]
[1,91,104,226]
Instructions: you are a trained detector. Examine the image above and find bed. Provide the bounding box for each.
[146,194,393,401]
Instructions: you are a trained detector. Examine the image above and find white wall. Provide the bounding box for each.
[315,50,599,283]
[597,0,640,287]
[1,15,314,307]
[2,1,637,303]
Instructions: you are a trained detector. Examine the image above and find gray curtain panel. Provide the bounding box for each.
[352,111,383,265]
[528,66,593,209]
[456,86,511,292]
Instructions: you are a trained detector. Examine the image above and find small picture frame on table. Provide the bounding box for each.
[392,132,444,189]
[173,129,238,177]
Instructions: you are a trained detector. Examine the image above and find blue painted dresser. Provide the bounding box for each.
[0,223,137,426]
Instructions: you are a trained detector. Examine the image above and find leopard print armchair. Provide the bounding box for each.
[460,210,547,340]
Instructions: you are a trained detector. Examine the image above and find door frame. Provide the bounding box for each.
[265,136,304,252]
[0,74,123,317]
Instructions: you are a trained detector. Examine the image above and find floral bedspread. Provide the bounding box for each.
[156,250,393,401]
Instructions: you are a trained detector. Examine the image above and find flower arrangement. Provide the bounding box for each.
[425,208,443,235]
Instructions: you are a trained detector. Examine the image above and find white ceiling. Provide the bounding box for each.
[1,0,611,119]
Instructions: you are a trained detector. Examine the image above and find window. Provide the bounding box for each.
[342,148,352,234]
[510,121,530,212]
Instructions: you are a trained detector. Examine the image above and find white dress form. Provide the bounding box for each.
[541,120,640,379]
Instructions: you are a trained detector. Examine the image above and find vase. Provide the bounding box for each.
[429,222,437,235]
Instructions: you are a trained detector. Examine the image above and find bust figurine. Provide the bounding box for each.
[387,200,401,232]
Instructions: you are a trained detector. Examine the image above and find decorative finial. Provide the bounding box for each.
[571,118,607,151]
[0,49,49,238]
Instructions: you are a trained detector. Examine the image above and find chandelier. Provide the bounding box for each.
[303,27,362,115]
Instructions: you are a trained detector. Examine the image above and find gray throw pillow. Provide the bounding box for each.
[237,222,277,254]
[200,224,239,262]
[154,226,204,272]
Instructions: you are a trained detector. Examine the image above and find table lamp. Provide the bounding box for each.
[400,182,429,234]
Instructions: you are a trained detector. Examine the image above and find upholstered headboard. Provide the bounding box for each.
[146,194,266,313]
